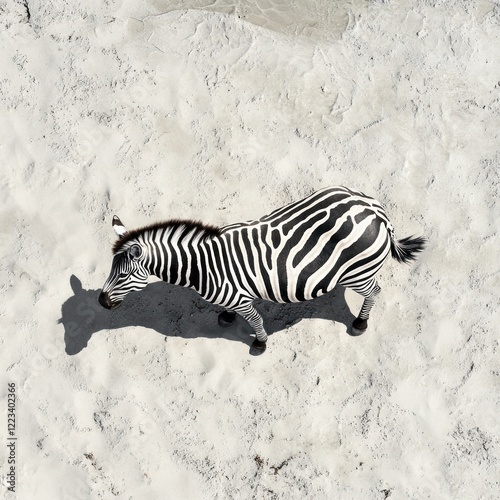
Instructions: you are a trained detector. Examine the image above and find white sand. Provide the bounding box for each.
[1,0,499,498]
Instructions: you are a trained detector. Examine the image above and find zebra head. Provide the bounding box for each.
[98,216,149,310]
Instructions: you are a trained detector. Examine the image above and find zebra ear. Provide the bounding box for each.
[112,215,128,239]
[129,244,142,259]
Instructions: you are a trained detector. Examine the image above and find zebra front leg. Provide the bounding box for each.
[232,302,268,354]
[350,279,381,336]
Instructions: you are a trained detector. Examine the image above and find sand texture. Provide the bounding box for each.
[1,0,499,498]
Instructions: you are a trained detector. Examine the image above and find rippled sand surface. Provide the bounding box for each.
[149,0,355,40]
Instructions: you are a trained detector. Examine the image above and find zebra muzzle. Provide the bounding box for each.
[98,291,121,310]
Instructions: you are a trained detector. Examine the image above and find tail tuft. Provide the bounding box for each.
[390,235,426,264]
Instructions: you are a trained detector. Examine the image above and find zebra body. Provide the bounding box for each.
[99,187,426,353]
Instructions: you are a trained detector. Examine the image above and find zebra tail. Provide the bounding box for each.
[390,234,427,264]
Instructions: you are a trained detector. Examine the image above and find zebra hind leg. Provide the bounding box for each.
[218,310,237,327]
[232,302,268,354]
[350,280,381,336]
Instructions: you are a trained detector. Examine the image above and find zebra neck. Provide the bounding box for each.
[146,225,207,291]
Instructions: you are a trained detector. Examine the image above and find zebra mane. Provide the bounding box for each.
[112,219,221,254]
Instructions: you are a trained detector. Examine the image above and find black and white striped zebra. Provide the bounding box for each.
[99,186,425,353]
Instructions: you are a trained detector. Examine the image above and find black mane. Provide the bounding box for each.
[112,219,221,254]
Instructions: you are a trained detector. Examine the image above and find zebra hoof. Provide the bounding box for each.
[350,326,367,336]
[218,311,236,327]
[350,318,367,336]
[250,339,267,355]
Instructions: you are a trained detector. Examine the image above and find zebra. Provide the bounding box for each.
[99,186,425,354]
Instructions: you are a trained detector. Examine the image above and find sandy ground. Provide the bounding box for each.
[1,0,499,498]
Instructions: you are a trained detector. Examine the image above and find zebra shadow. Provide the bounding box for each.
[60,275,356,355]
